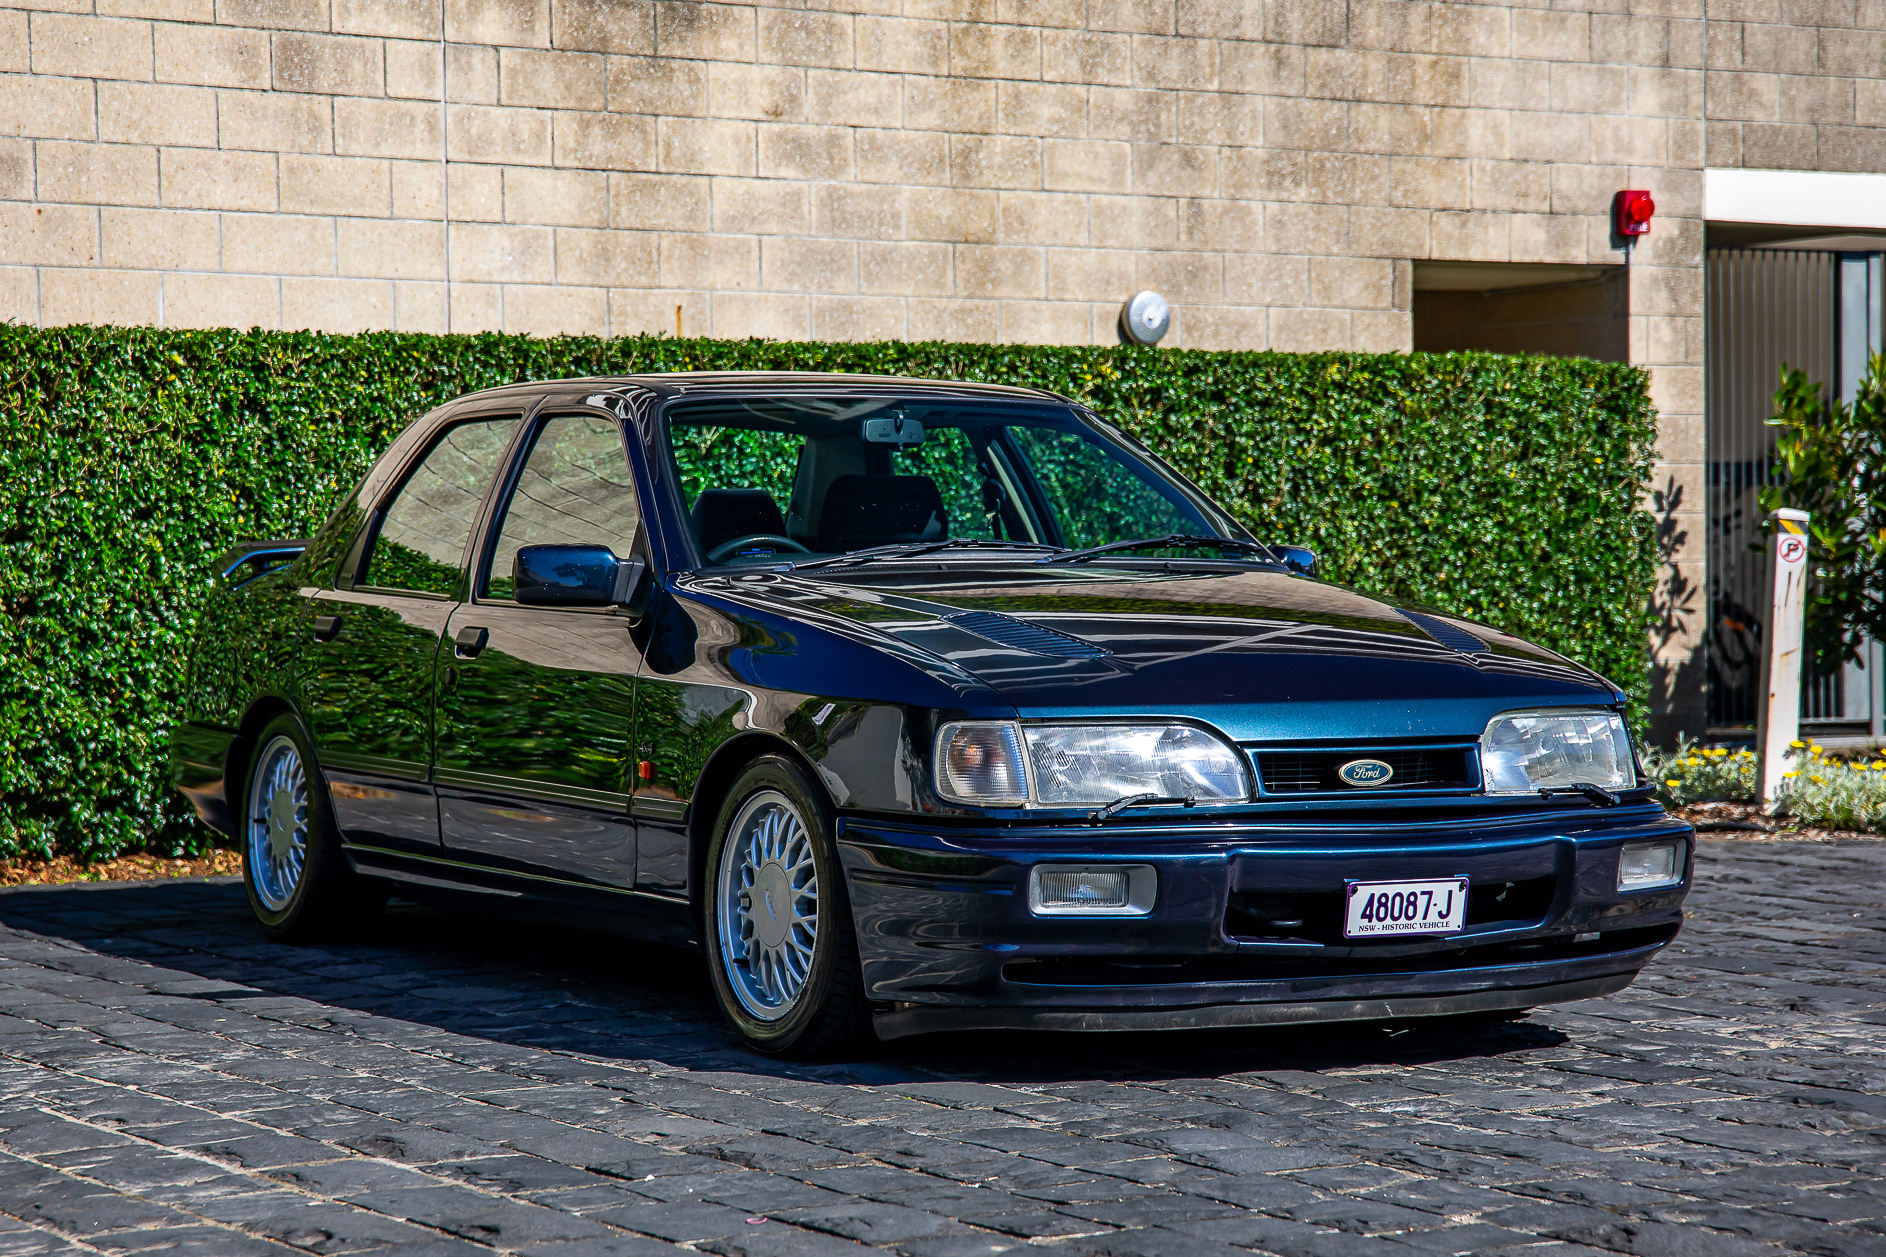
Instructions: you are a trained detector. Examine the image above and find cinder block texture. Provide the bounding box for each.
[0,0,1844,373]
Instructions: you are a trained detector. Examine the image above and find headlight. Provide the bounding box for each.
[1480,708,1636,794]
[934,721,1250,808]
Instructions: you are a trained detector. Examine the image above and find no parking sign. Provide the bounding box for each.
[1758,509,1812,805]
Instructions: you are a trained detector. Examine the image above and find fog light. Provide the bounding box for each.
[1028,864,1156,916]
[1617,840,1683,891]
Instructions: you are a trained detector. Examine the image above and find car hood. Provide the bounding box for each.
[689,565,1620,743]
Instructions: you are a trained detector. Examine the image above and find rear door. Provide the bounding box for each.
[432,411,646,888]
[301,412,524,855]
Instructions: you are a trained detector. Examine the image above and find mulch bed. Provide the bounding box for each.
[1674,801,1881,842]
[0,850,243,887]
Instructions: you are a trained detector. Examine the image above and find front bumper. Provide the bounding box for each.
[837,805,1692,1039]
[170,721,238,836]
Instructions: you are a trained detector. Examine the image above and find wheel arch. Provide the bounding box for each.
[685,731,829,920]
[226,694,305,813]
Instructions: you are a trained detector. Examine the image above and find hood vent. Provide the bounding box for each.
[1398,609,1488,654]
[945,611,1109,658]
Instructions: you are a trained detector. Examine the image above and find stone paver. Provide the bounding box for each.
[0,837,1879,1257]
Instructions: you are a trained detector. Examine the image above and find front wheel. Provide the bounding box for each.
[241,712,384,942]
[703,756,871,1057]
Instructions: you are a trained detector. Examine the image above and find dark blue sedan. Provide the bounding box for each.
[172,373,1693,1056]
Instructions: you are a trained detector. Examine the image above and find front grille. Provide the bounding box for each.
[1254,746,1478,794]
[1223,876,1557,945]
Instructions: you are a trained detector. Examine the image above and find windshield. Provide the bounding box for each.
[660,395,1240,568]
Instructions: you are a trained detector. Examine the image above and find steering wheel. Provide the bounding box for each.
[707,534,811,564]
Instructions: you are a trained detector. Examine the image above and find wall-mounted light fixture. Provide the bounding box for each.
[1119,291,1170,345]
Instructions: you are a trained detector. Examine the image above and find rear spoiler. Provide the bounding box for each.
[217,538,312,587]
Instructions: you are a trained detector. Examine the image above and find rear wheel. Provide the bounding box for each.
[703,756,871,1057]
[241,713,384,941]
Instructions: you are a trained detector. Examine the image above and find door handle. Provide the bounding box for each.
[454,625,489,659]
[311,615,342,642]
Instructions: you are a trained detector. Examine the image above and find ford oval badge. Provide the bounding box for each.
[1338,758,1395,788]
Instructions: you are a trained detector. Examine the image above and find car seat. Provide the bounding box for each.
[693,488,788,555]
[814,475,948,552]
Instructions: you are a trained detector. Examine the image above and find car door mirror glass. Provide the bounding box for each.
[515,544,627,606]
[1273,544,1317,577]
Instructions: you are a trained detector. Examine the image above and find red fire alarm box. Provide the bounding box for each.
[1614,189,1654,237]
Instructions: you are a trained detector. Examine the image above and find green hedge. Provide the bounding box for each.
[0,326,1659,860]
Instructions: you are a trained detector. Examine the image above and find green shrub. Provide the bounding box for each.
[0,326,1660,859]
[1777,744,1886,831]
[1643,742,1758,806]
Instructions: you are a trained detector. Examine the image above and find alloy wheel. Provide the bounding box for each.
[247,734,308,911]
[715,789,820,1020]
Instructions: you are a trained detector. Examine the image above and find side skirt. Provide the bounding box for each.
[345,843,701,950]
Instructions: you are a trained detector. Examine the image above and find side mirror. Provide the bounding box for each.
[1271,544,1317,578]
[515,544,650,614]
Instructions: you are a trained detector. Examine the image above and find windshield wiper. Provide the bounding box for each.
[1539,783,1622,807]
[792,539,1066,571]
[1038,534,1279,566]
[1088,793,1197,824]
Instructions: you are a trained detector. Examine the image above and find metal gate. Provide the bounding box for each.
[1705,249,1836,728]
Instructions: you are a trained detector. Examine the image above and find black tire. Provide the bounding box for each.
[239,712,385,942]
[702,755,873,1057]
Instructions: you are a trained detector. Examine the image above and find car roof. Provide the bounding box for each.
[450,371,1073,406]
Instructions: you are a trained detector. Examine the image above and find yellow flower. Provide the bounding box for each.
[1783,771,1799,778]
[1664,779,1680,787]
[1811,744,1825,754]
[1811,775,1825,785]
[1685,757,1702,766]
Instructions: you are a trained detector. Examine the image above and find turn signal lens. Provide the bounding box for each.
[935,721,1028,807]
[1618,839,1683,891]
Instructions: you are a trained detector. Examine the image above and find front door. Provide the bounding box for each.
[433,411,645,888]
[302,413,524,855]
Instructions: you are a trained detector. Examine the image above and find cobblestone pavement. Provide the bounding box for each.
[0,837,1880,1257]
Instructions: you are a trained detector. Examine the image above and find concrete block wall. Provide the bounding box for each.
[0,0,1716,351]
[1705,0,1886,173]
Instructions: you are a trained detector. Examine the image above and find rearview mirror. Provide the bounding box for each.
[1271,544,1317,577]
[515,544,650,613]
[862,415,924,445]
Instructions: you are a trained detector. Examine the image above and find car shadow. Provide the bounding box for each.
[0,877,1569,1088]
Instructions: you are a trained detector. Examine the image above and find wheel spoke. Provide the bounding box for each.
[715,792,826,1023]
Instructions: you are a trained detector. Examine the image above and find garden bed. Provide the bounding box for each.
[1673,801,1881,842]
[0,850,242,887]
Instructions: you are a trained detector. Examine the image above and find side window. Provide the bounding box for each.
[484,414,642,600]
[890,427,997,540]
[1006,426,1203,549]
[363,416,522,596]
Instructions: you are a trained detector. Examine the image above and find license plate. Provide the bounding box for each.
[1344,877,1468,938]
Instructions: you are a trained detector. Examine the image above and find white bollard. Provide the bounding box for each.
[1757,507,1812,807]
